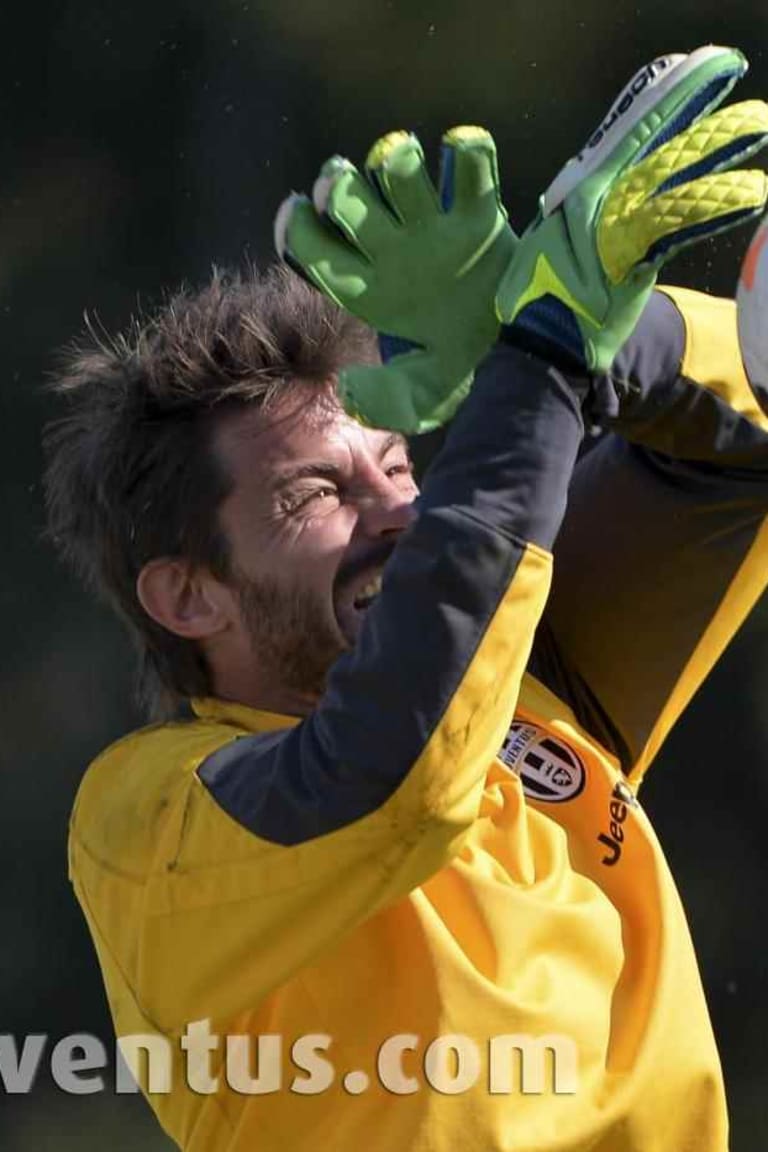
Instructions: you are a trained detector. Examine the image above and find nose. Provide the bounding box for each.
[353,479,418,538]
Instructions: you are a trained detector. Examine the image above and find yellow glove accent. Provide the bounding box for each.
[599,99,768,282]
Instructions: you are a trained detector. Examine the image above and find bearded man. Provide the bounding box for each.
[48,46,768,1152]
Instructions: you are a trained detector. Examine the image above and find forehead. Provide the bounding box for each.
[213,383,400,481]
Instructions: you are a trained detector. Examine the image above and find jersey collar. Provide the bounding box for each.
[190,696,301,734]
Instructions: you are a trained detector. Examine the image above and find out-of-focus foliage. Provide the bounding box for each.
[1,2,766,1149]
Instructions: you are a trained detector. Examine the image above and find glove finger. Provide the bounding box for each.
[542,45,747,217]
[628,99,768,204]
[339,355,472,434]
[597,100,768,278]
[600,169,768,283]
[274,193,369,306]
[365,131,442,225]
[312,155,399,260]
[631,45,748,160]
[438,125,503,213]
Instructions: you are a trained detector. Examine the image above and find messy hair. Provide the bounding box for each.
[43,264,377,717]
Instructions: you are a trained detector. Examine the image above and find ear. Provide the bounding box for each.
[136,558,234,640]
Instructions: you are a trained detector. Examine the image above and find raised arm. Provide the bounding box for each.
[532,285,768,781]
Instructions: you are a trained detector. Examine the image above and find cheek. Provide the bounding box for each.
[287,508,357,572]
[235,506,356,586]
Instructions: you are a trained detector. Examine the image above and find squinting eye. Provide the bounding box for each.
[289,486,339,513]
[386,461,414,479]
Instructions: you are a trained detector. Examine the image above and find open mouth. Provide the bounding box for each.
[352,572,383,612]
[333,568,385,643]
[332,540,396,644]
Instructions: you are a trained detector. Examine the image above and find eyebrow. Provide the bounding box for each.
[271,433,409,490]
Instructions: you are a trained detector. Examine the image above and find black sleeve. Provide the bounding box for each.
[200,346,584,845]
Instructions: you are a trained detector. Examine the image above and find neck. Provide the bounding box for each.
[209,664,319,719]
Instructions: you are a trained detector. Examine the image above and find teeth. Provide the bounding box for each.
[354,573,383,606]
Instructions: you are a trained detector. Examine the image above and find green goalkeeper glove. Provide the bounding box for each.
[274,127,517,433]
[498,45,768,371]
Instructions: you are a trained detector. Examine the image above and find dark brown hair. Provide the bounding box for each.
[43,264,377,716]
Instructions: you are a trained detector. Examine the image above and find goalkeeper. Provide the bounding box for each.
[56,45,768,1152]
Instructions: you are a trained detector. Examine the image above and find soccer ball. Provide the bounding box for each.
[736,214,768,390]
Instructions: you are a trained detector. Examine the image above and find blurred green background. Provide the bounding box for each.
[2,0,767,1148]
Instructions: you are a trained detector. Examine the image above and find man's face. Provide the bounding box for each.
[212,382,419,704]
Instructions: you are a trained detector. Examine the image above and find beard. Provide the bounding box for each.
[236,570,348,701]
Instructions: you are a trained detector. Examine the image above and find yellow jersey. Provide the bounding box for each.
[69,288,768,1151]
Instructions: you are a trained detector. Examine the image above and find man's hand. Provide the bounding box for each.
[274,127,516,434]
[498,45,768,371]
[275,46,768,433]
